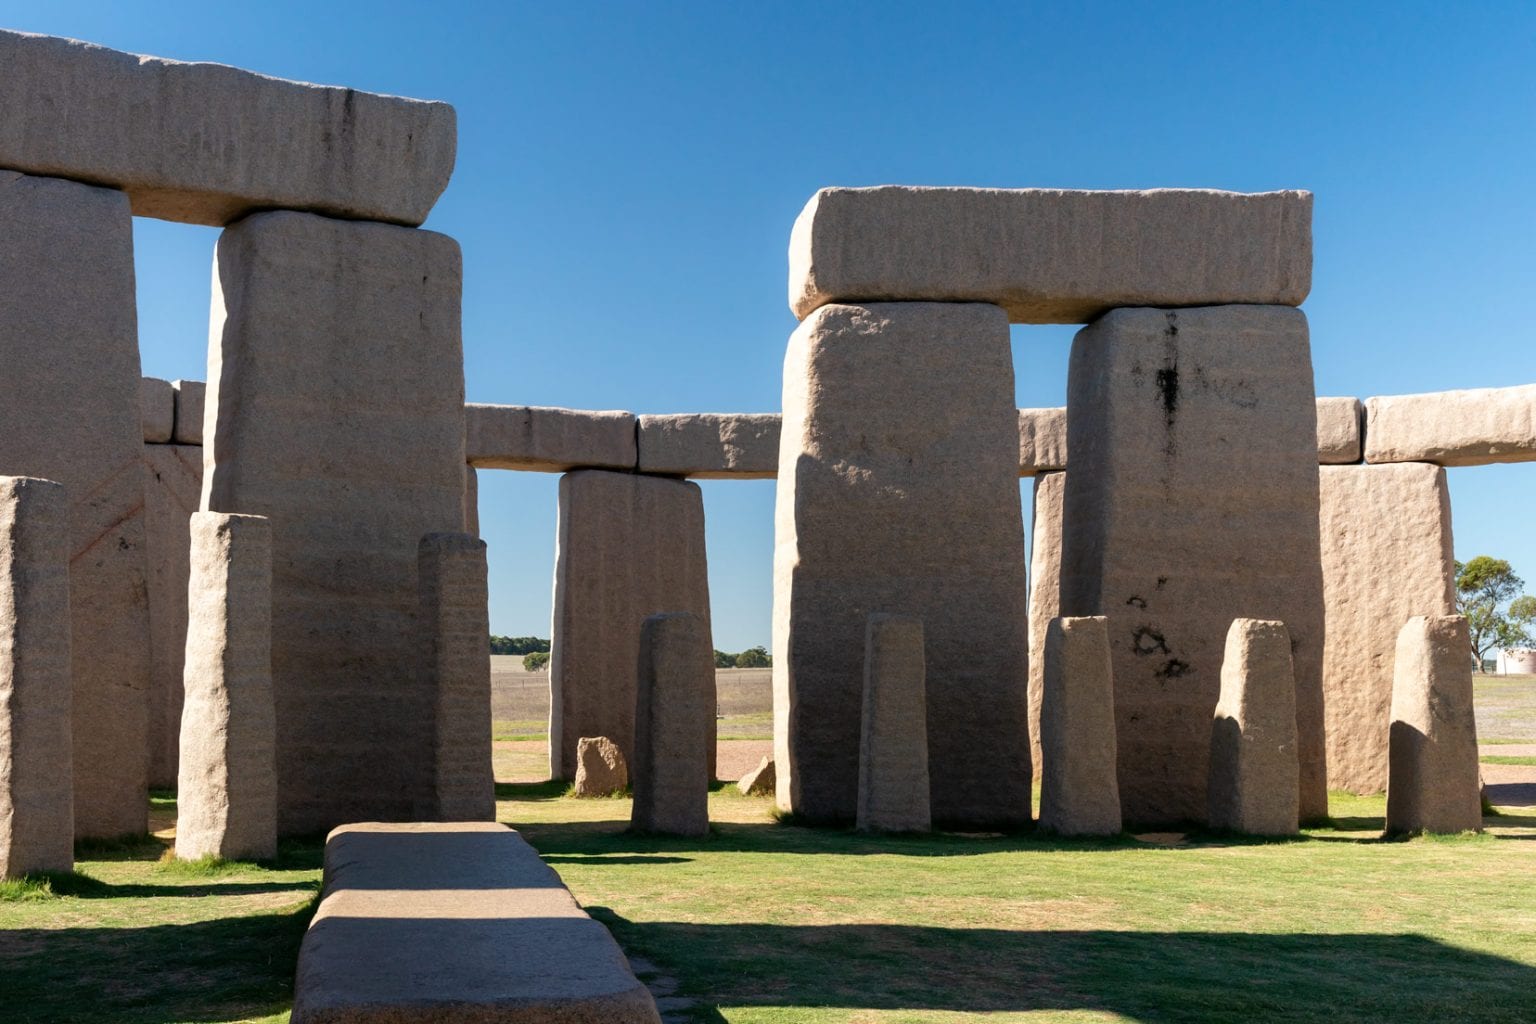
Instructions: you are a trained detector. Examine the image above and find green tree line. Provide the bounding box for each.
[490,635,550,656]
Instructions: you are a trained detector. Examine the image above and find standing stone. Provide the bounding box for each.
[171,380,206,445]
[419,533,493,822]
[857,614,931,833]
[176,512,275,861]
[737,755,776,796]
[1037,616,1120,836]
[631,613,712,836]
[549,471,712,780]
[1386,615,1482,834]
[1319,464,1455,794]
[1027,472,1065,781]
[143,444,202,788]
[1207,619,1299,835]
[463,465,480,537]
[773,302,1030,827]
[203,211,464,836]
[1,477,73,878]
[573,737,628,797]
[0,170,149,840]
[1060,305,1326,825]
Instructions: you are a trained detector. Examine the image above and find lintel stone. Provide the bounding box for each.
[1365,385,1536,467]
[636,413,780,478]
[466,404,636,473]
[141,377,174,443]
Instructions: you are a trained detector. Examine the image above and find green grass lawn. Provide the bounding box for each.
[1473,673,1536,742]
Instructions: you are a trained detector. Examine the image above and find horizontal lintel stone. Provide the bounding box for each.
[1365,385,1536,467]
[172,380,205,446]
[1018,407,1067,475]
[1315,396,1363,464]
[636,413,780,478]
[465,404,636,473]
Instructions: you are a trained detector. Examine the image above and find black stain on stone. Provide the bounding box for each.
[1155,364,1180,421]
[1131,626,1169,656]
[1156,658,1192,679]
[1155,576,1169,590]
[1126,595,1147,609]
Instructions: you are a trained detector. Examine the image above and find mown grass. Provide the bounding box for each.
[1480,755,1536,766]
[491,717,548,742]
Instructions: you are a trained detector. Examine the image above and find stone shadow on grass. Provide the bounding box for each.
[590,912,1536,1022]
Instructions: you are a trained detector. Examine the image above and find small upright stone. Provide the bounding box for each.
[1386,615,1482,834]
[1038,616,1120,836]
[176,512,275,862]
[857,614,931,833]
[1207,619,1299,835]
[573,737,628,797]
[738,755,776,796]
[419,533,493,822]
[1,476,73,878]
[631,613,713,836]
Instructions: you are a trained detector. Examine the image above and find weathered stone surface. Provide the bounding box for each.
[1037,616,1120,836]
[203,211,464,836]
[1386,615,1482,834]
[1018,407,1068,476]
[573,736,628,797]
[0,30,455,228]
[550,470,712,780]
[1060,305,1326,825]
[637,413,780,478]
[463,464,479,537]
[172,380,205,446]
[857,614,931,832]
[631,613,713,836]
[143,444,202,788]
[1207,619,1299,835]
[0,170,149,839]
[466,404,636,473]
[141,377,174,443]
[176,512,276,862]
[292,822,660,1024]
[737,755,776,796]
[789,187,1312,323]
[1319,463,1455,794]
[419,533,493,822]
[1027,471,1065,780]
[773,302,1030,826]
[1315,396,1362,464]
[1365,385,1536,467]
[1,476,73,878]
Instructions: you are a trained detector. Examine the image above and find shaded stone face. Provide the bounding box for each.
[1207,618,1299,836]
[143,443,203,789]
[1386,615,1482,835]
[1037,616,1120,837]
[857,614,931,834]
[573,736,629,797]
[631,613,713,837]
[1060,305,1326,826]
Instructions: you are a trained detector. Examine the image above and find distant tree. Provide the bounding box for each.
[714,649,736,669]
[490,636,551,656]
[1455,557,1536,669]
[523,650,551,672]
[734,645,771,669]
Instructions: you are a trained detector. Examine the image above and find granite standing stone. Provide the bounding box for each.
[0,477,73,878]
[773,302,1030,827]
[1386,615,1482,834]
[203,211,465,836]
[0,170,150,840]
[1060,305,1326,825]
[419,533,493,822]
[176,512,275,861]
[737,755,776,796]
[1037,616,1120,836]
[857,614,931,833]
[1207,618,1299,835]
[462,465,479,537]
[1027,472,1065,780]
[143,444,202,788]
[1018,408,1068,476]
[573,737,628,797]
[631,613,712,836]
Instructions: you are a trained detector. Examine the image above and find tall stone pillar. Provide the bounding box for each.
[773,302,1031,827]
[1027,471,1065,782]
[631,612,712,837]
[144,443,202,788]
[1060,305,1326,825]
[549,470,712,781]
[203,211,465,836]
[0,171,150,839]
[1,476,74,878]
[419,532,493,821]
[857,614,931,833]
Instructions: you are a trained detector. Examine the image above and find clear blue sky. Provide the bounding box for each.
[12,2,1536,647]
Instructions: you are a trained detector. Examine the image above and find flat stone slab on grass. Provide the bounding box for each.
[291,822,660,1024]
[1365,384,1536,467]
[466,404,637,473]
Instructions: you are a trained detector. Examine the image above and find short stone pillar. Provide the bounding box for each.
[1038,616,1120,836]
[419,532,493,822]
[573,737,628,797]
[1386,615,1482,834]
[857,614,931,832]
[176,512,276,862]
[1207,619,1299,835]
[630,612,712,836]
[1,476,74,878]
[1027,471,1065,781]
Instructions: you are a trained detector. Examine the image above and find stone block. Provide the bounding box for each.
[1027,472,1065,781]
[1365,385,1536,467]
[466,404,636,473]
[463,464,479,537]
[176,512,276,861]
[291,822,661,1024]
[143,444,202,788]
[737,755,775,796]
[0,170,149,839]
[1207,618,1299,835]
[774,302,1030,827]
[636,413,781,478]
[1060,305,1326,825]
[1,476,73,878]
[419,533,493,822]
[789,187,1312,322]
[1037,616,1121,836]
[857,614,931,832]
[631,612,713,836]
[0,30,455,227]
[1018,407,1068,476]
[1319,463,1455,794]
[203,210,465,836]
[550,470,712,780]
[141,377,174,443]
[1315,396,1362,464]
[573,737,628,797]
[1386,615,1482,834]
[172,380,206,445]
